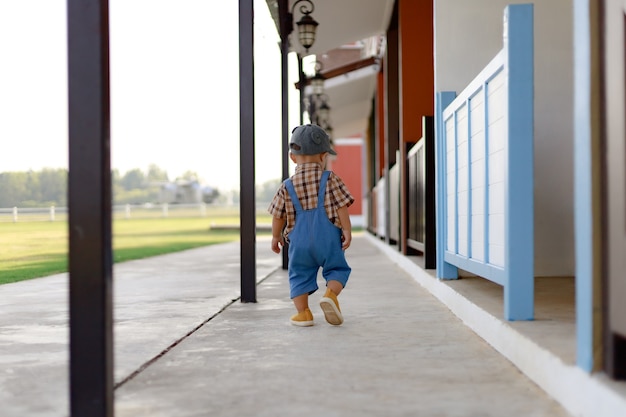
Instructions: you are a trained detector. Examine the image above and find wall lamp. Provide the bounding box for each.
[289,0,319,52]
[309,60,325,95]
[317,94,331,123]
[307,92,331,127]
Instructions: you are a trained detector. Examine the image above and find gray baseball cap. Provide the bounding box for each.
[289,124,337,156]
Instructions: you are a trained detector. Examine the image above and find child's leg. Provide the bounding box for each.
[326,280,343,296]
[290,293,314,327]
[292,293,309,312]
[320,281,344,325]
[288,266,317,326]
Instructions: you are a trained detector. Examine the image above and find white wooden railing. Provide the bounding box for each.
[435,4,534,320]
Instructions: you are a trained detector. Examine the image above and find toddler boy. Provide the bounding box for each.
[268,124,353,326]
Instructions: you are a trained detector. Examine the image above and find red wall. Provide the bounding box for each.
[399,0,434,141]
[329,142,363,215]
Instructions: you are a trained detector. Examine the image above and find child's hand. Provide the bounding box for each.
[271,236,284,254]
[341,229,352,250]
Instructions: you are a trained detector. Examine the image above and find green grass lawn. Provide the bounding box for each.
[0,216,270,285]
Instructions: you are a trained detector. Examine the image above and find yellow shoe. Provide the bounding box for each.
[320,288,343,325]
[290,308,314,327]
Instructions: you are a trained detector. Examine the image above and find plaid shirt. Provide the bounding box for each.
[268,162,354,238]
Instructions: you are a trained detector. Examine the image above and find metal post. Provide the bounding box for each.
[298,55,305,124]
[279,0,291,270]
[239,0,256,302]
[384,6,399,246]
[67,1,114,416]
[423,116,436,269]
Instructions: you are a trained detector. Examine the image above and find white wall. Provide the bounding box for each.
[435,0,575,276]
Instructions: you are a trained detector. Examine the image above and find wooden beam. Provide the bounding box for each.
[294,56,378,90]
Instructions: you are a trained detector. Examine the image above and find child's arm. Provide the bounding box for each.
[271,216,286,254]
[337,206,352,250]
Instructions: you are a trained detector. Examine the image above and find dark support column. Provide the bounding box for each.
[399,139,408,254]
[423,116,436,269]
[239,0,256,302]
[279,0,290,270]
[298,55,305,124]
[384,4,400,246]
[67,1,113,416]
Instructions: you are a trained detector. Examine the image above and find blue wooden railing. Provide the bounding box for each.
[435,4,534,320]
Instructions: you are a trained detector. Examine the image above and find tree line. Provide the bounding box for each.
[0,164,282,207]
[0,168,67,208]
[0,164,194,207]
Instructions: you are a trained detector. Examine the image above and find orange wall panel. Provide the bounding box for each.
[330,143,363,215]
[399,0,434,142]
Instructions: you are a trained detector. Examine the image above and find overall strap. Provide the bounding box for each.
[317,171,330,208]
[284,179,303,212]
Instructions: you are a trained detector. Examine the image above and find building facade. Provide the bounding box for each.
[269,0,625,415]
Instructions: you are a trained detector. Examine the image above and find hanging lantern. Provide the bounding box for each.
[310,72,325,95]
[291,0,318,52]
[317,96,330,123]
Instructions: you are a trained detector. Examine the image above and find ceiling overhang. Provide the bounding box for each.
[310,62,380,140]
[266,0,395,138]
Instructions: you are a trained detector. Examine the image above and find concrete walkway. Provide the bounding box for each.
[0,234,569,417]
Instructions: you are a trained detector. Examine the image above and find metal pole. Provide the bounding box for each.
[67,0,114,416]
[239,0,256,302]
[279,0,291,270]
[298,54,305,124]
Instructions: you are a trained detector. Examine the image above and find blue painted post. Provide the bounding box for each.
[503,4,534,320]
[435,91,458,279]
[453,111,459,258]
[483,85,490,266]
[466,98,473,260]
[573,0,594,372]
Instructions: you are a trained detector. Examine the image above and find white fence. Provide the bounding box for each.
[435,4,534,320]
[0,203,272,223]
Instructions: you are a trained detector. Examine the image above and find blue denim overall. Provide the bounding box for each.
[285,171,351,299]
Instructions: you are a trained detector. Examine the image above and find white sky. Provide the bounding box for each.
[0,0,299,190]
